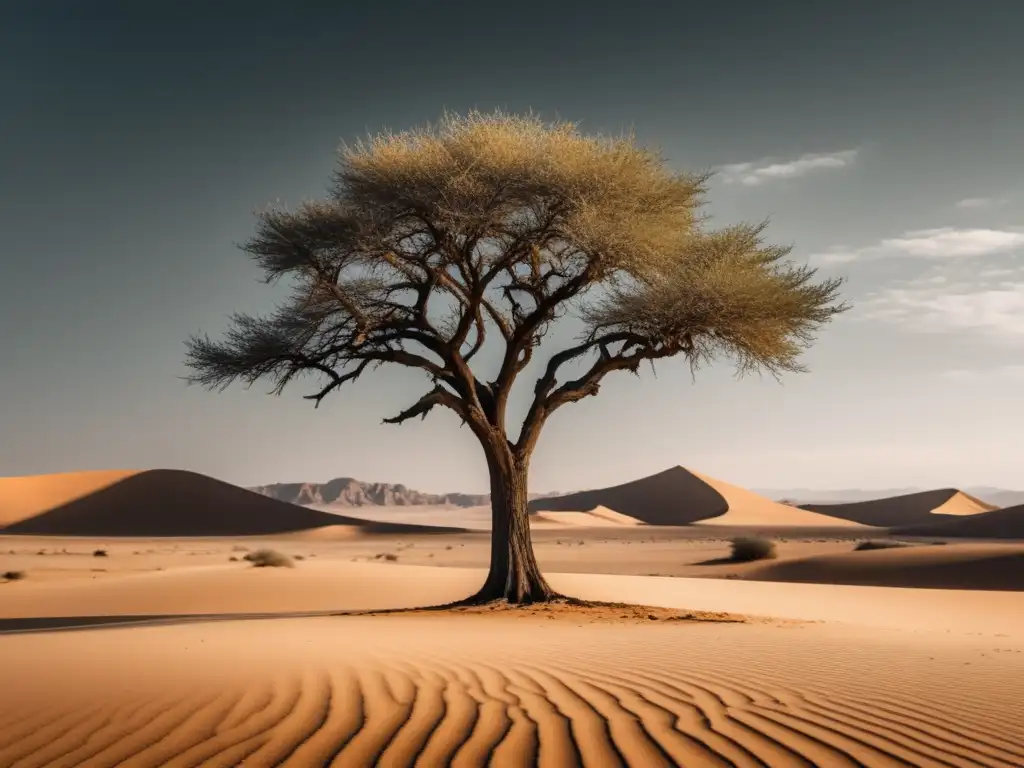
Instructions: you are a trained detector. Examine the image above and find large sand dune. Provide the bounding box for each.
[687,471,865,528]
[894,504,1024,539]
[529,466,728,524]
[2,562,1023,766]
[0,470,139,527]
[0,469,463,537]
[800,488,996,527]
[531,466,865,527]
[742,543,1024,591]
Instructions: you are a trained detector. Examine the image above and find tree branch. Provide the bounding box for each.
[302,357,372,407]
[382,384,468,425]
[514,334,685,455]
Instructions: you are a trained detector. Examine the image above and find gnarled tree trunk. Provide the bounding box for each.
[467,440,556,604]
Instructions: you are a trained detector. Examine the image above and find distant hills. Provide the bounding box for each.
[247,476,564,508]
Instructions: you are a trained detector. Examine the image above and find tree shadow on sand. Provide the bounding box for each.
[0,598,746,635]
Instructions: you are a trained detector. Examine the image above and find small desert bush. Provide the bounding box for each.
[2,570,26,581]
[728,536,777,562]
[293,554,305,561]
[242,549,294,568]
[93,549,108,557]
[854,539,911,551]
[374,552,399,562]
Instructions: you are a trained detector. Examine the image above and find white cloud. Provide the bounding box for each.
[940,365,1024,380]
[718,149,857,186]
[956,197,1008,209]
[857,282,1024,339]
[812,227,1024,264]
[977,267,1017,278]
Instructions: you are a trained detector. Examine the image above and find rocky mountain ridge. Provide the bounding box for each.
[249,477,491,508]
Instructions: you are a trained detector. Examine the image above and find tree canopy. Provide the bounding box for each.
[186,111,847,460]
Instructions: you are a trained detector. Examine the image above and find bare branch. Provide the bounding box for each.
[382,384,467,425]
[303,358,372,407]
[515,332,672,455]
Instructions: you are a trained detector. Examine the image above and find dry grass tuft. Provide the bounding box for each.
[243,549,294,568]
[854,539,912,551]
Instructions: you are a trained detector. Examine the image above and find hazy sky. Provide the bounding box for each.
[3,1,1023,493]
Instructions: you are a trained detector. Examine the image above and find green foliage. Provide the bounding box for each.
[185,110,847,449]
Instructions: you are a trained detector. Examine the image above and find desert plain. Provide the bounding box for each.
[1,467,1023,767]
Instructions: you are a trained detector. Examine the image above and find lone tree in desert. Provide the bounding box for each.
[185,112,847,604]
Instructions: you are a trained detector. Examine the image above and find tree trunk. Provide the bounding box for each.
[468,443,556,604]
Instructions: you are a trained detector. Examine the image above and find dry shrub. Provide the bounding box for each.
[93,549,109,557]
[243,549,294,568]
[728,536,776,562]
[2,570,26,581]
[854,539,911,551]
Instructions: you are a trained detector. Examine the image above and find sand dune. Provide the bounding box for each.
[533,506,644,527]
[2,561,1023,767]
[532,466,864,528]
[688,471,866,528]
[894,504,1024,539]
[742,543,1024,590]
[0,470,139,527]
[800,488,997,527]
[530,466,729,524]
[1,469,463,537]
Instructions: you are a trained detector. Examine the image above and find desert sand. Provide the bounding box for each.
[3,469,1024,766]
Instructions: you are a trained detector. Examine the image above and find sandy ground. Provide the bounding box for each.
[2,464,1022,766]
[2,530,1024,766]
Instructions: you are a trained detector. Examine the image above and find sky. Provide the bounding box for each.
[2,0,1023,494]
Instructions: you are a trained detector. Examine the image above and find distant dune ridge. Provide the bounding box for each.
[758,486,1024,508]
[799,488,997,527]
[530,466,867,527]
[1,466,1013,537]
[0,470,463,537]
[894,504,1024,539]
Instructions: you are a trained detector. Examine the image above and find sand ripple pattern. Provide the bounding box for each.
[0,618,1021,767]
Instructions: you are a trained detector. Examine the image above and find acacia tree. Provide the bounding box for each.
[185,112,846,604]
